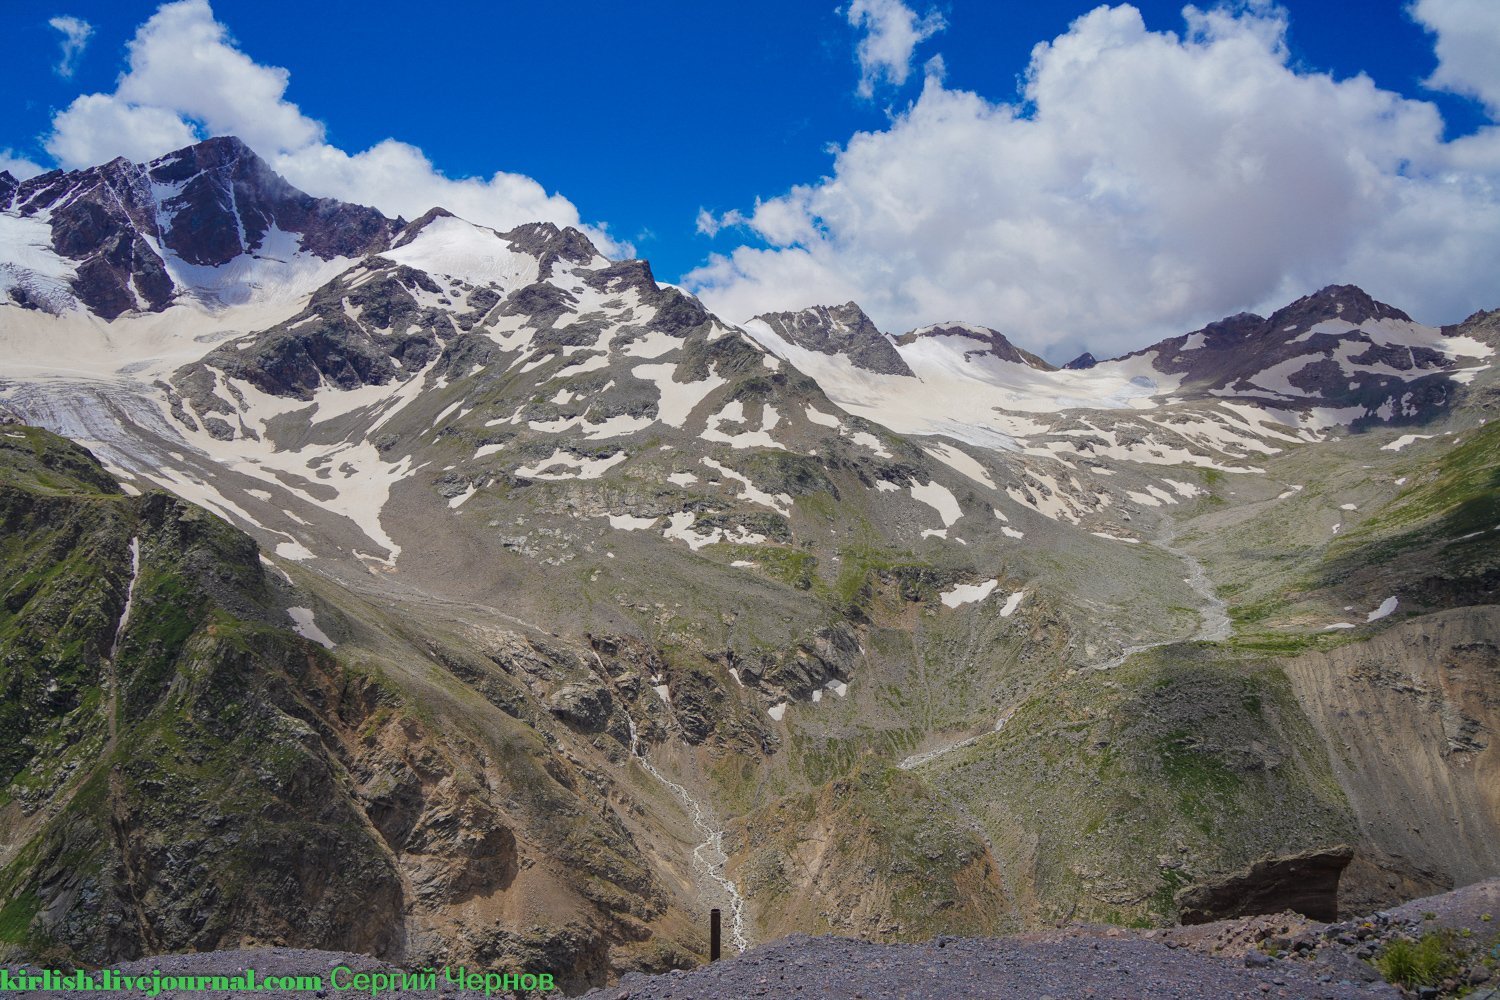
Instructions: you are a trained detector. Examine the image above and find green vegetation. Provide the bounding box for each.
[927,645,1356,927]
[719,544,818,590]
[831,544,914,612]
[1228,631,1343,656]
[1314,420,1500,610]
[1368,422,1500,534]
[0,892,39,945]
[1373,932,1465,990]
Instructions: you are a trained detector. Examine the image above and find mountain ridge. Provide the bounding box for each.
[1,138,1498,989]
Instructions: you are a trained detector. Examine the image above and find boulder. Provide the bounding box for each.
[1175,845,1356,924]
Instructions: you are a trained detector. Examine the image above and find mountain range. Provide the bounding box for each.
[1,138,1497,992]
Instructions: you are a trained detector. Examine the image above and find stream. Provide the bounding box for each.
[597,653,749,953]
[106,537,142,739]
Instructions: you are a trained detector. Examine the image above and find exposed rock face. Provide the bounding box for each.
[195,261,452,401]
[753,302,915,376]
[1175,846,1355,924]
[1063,352,1097,369]
[1118,284,1473,425]
[1284,608,1500,912]
[502,221,599,276]
[148,136,396,265]
[0,429,697,991]
[0,435,404,962]
[732,763,1015,943]
[548,682,615,731]
[895,323,1056,371]
[1,136,397,318]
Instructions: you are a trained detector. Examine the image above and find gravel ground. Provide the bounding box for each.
[0,949,542,998]
[4,935,1389,1000]
[8,881,1498,999]
[582,933,1398,1000]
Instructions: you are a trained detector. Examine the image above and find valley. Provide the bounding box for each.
[0,138,1496,991]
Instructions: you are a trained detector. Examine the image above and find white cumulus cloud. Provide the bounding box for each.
[695,207,747,237]
[0,150,47,180]
[47,93,199,169]
[42,0,625,255]
[1411,0,1500,116]
[276,140,601,241]
[48,15,93,78]
[846,0,946,98]
[685,3,1500,361]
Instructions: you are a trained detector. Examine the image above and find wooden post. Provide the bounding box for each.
[710,907,722,960]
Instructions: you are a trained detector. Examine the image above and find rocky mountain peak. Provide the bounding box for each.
[1,137,398,319]
[895,322,1056,371]
[501,221,600,273]
[1268,284,1412,334]
[391,207,457,249]
[751,301,914,376]
[147,136,396,266]
[583,256,660,298]
[1062,351,1097,370]
[156,133,253,169]
[0,170,18,208]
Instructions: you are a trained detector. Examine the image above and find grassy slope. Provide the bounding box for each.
[0,429,698,989]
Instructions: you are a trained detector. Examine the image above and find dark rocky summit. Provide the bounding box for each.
[1116,284,1470,426]
[895,322,1057,370]
[2,136,396,317]
[148,136,396,265]
[753,302,915,376]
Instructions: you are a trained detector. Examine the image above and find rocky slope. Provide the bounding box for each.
[0,136,395,317]
[0,429,725,990]
[1,137,1497,990]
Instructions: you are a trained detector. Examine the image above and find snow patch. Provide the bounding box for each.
[910,480,962,527]
[848,430,892,458]
[608,513,658,530]
[804,405,841,428]
[632,362,727,428]
[940,579,998,608]
[516,449,627,480]
[702,457,792,514]
[274,539,314,561]
[1381,434,1433,452]
[286,606,335,649]
[922,442,996,490]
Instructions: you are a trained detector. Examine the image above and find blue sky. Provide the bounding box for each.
[4,1,1498,359]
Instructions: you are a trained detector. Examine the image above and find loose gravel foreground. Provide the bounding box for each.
[7,881,1499,999]
[0,935,1394,1000]
[583,933,1398,1000]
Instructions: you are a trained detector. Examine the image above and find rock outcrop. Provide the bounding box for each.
[752,303,915,376]
[1175,846,1356,924]
[1,136,396,318]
